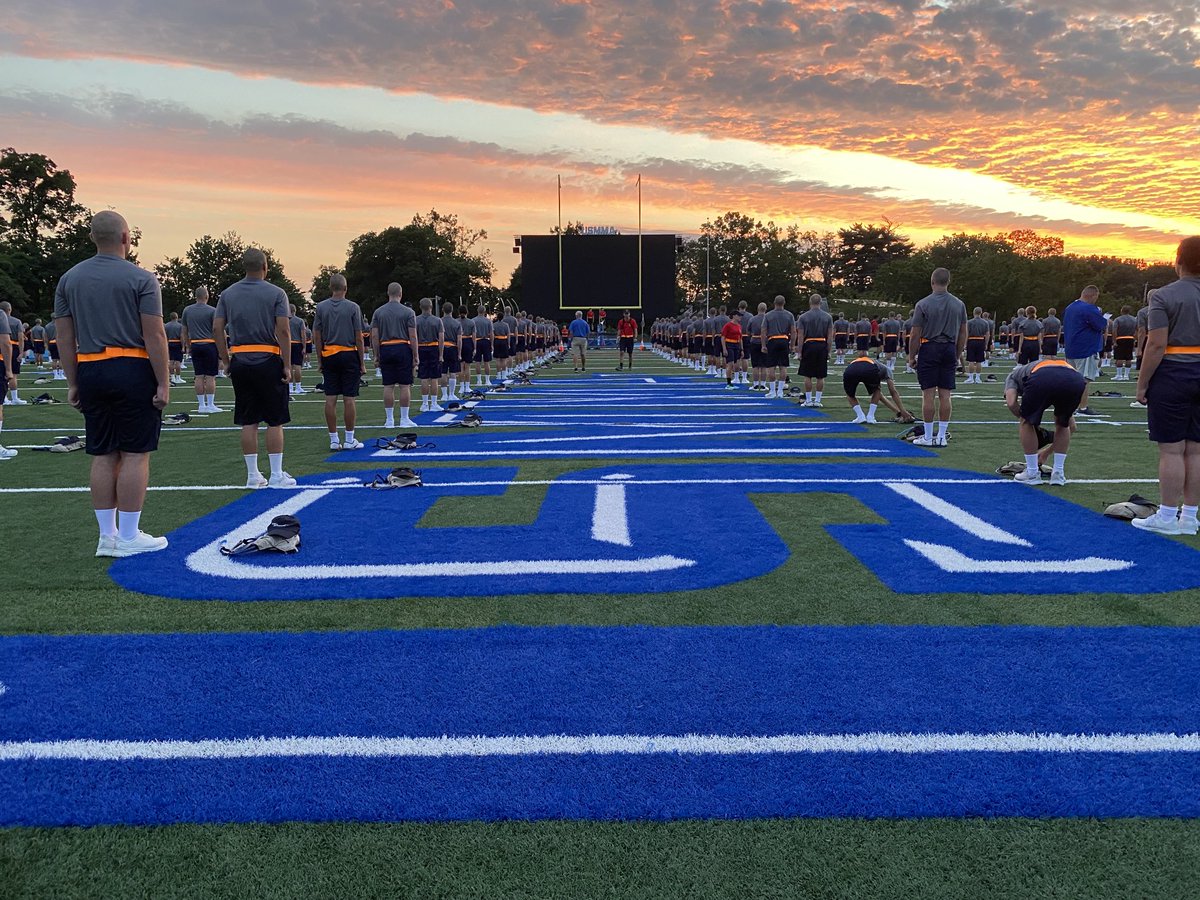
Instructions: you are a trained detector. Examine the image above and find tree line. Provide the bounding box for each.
[1,147,1179,324]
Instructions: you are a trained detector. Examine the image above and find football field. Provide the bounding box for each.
[1,348,1198,898]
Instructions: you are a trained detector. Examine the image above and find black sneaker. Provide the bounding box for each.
[1078,406,1097,415]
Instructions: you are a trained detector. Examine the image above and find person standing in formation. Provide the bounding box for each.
[181,286,222,413]
[313,274,366,450]
[458,305,475,397]
[439,300,462,402]
[964,307,990,383]
[54,210,170,556]
[760,295,796,399]
[1110,306,1138,381]
[287,304,308,395]
[1041,308,1061,357]
[616,310,638,371]
[415,298,445,412]
[213,248,295,488]
[908,268,967,448]
[748,302,767,390]
[371,282,417,430]
[0,306,15,458]
[797,294,833,408]
[472,304,493,386]
[2,303,25,405]
[164,312,185,384]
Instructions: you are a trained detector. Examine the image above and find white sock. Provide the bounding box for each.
[329,431,340,446]
[815,391,822,403]
[448,377,457,396]
[852,404,863,419]
[384,408,395,428]
[268,452,283,477]
[0,421,3,437]
[1155,505,1180,524]
[205,393,216,408]
[117,510,141,542]
[1053,452,1066,473]
[937,421,949,442]
[924,422,936,440]
[1025,453,1039,473]
[776,380,785,395]
[10,390,17,401]
[805,392,812,403]
[868,403,877,419]
[1181,505,1198,521]
[244,454,259,478]
[196,394,205,409]
[345,430,355,445]
[95,507,117,538]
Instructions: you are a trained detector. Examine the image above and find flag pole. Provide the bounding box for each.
[637,173,643,312]
[558,175,564,311]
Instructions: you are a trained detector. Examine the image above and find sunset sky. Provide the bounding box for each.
[2,1,1197,290]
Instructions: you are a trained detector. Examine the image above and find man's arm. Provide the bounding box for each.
[908,324,923,362]
[275,316,291,383]
[1136,327,1167,405]
[0,332,12,392]
[355,316,366,372]
[956,321,968,360]
[1004,387,1021,417]
[213,315,229,372]
[180,323,190,355]
[141,313,170,410]
[56,317,80,409]
[881,377,911,419]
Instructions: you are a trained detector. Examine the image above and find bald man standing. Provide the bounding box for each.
[54,211,170,556]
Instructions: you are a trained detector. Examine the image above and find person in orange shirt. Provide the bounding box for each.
[616,310,638,370]
[721,311,744,390]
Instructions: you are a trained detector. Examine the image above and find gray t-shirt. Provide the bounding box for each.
[1005,361,1083,396]
[9,316,23,343]
[1112,314,1137,338]
[912,291,968,344]
[882,318,901,336]
[53,253,162,355]
[215,278,289,364]
[44,321,56,343]
[855,319,871,337]
[371,302,416,344]
[1041,315,1061,337]
[180,302,216,341]
[492,318,510,341]
[967,316,990,339]
[288,315,305,343]
[31,324,45,341]
[798,309,833,342]
[1020,318,1043,339]
[313,297,365,350]
[441,313,462,346]
[1148,276,1200,363]
[761,308,795,341]
[460,315,476,339]
[415,312,444,345]
[165,320,183,341]
[834,317,849,336]
[847,356,890,381]
[472,314,493,340]
[503,315,518,338]
[747,313,765,343]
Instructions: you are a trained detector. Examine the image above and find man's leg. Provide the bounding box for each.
[398,385,413,426]
[1185,441,1200,507]
[90,453,120,539]
[383,384,395,427]
[240,424,264,484]
[1158,441,1186,508]
[325,396,340,447]
[921,387,936,438]
[936,388,953,443]
[114,451,151,541]
[344,398,357,433]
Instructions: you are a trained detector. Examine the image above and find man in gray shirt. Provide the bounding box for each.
[181,287,220,412]
[797,296,834,407]
[964,307,990,383]
[1004,358,1087,486]
[30,320,46,367]
[1041,308,1062,358]
[440,300,463,402]
[0,306,14,459]
[471,305,493,387]
[214,248,294,488]
[371,282,417,429]
[747,302,767,390]
[881,315,902,374]
[1134,236,1200,535]
[287,304,307,395]
[854,316,871,353]
[909,267,968,447]
[164,313,184,385]
[415,298,445,411]
[4,309,24,404]
[1110,306,1138,381]
[53,210,170,557]
[458,306,476,396]
[1017,307,1043,365]
[759,295,796,399]
[313,274,366,450]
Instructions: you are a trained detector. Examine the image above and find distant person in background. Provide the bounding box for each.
[1041,307,1061,357]
[964,307,989,383]
[181,286,221,413]
[1110,305,1138,381]
[313,273,366,449]
[287,304,307,395]
[54,210,169,556]
[458,305,475,398]
[1005,359,1086,486]
[1062,285,1107,416]
[748,302,767,390]
[414,297,445,412]
[214,247,295,488]
[908,267,967,447]
[164,312,185,384]
[854,315,871,353]
[46,318,64,380]
[439,300,462,402]
[0,302,24,405]
[1016,306,1042,365]
[616,309,637,370]
[760,295,796,399]
[569,310,590,372]
[30,319,46,367]
[721,309,743,389]
[0,308,15,458]
[797,294,833,407]
[1133,236,1200,535]
[371,283,417,429]
[471,304,493,387]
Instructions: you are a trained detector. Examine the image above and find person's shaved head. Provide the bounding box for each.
[329,274,347,293]
[758,302,767,312]
[388,282,403,299]
[931,268,951,288]
[973,307,982,316]
[774,295,785,308]
[242,248,267,273]
[89,210,128,251]
[1082,285,1099,300]
[420,298,433,312]
[0,301,11,313]
[193,286,208,301]
[809,295,822,308]
[289,304,297,315]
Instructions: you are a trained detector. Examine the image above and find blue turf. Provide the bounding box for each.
[108,464,1200,601]
[1,625,1197,825]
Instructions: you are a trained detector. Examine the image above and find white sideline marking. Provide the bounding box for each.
[434,414,457,424]
[0,681,5,697]
[887,483,1031,547]
[371,447,893,458]
[494,426,826,444]
[0,477,1165,495]
[2,731,1197,762]
[184,489,690,580]
[905,540,1134,574]
[591,482,632,546]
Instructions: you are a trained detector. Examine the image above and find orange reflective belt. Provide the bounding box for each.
[1031,359,1074,372]
[380,339,410,345]
[419,341,440,347]
[1115,336,1136,342]
[167,339,182,343]
[768,334,789,340]
[804,337,827,342]
[968,336,986,341]
[495,335,508,341]
[230,344,280,355]
[190,338,215,344]
[1165,346,1200,355]
[77,347,150,363]
[48,340,57,345]
[320,344,356,357]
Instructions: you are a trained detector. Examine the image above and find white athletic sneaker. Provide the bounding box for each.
[812,400,824,409]
[852,414,867,424]
[95,535,118,558]
[1179,517,1199,536]
[1049,471,1067,486]
[341,438,364,451]
[209,405,226,413]
[865,414,878,424]
[1130,400,1147,409]
[399,418,416,429]
[912,436,936,447]
[429,403,444,413]
[1014,469,1043,485]
[246,472,268,489]
[1131,515,1181,535]
[112,531,169,557]
[9,398,27,405]
[268,472,298,488]
[0,445,16,459]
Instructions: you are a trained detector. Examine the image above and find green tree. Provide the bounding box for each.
[155,232,304,315]
[343,210,494,319]
[676,212,807,310]
[309,265,344,308]
[504,263,522,306]
[796,230,844,296]
[837,221,914,296]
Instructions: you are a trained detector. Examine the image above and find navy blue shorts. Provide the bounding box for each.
[1019,366,1086,428]
[619,337,635,354]
[379,343,413,386]
[460,338,474,365]
[916,341,957,391]
[1147,360,1200,444]
[799,344,829,379]
[231,356,290,427]
[855,336,870,351]
[883,337,899,354]
[494,339,509,360]
[475,338,492,362]
[168,342,184,362]
[418,345,442,380]
[843,363,882,398]
[322,350,361,397]
[764,339,790,369]
[966,339,986,363]
[190,342,219,377]
[725,344,742,364]
[750,344,764,368]
[48,342,60,361]
[442,346,460,373]
[290,343,304,367]
[1042,338,1059,357]
[515,339,527,354]
[77,357,161,456]
[1114,337,1136,362]
[834,336,848,350]
[1018,340,1041,365]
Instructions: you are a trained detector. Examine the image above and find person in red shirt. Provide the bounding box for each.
[721,311,744,389]
[616,310,638,370]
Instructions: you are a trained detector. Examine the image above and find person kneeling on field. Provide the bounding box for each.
[1004,359,1087,487]
[843,350,912,424]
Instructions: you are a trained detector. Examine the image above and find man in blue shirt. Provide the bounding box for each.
[568,311,590,372]
[1062,285,1108,414]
